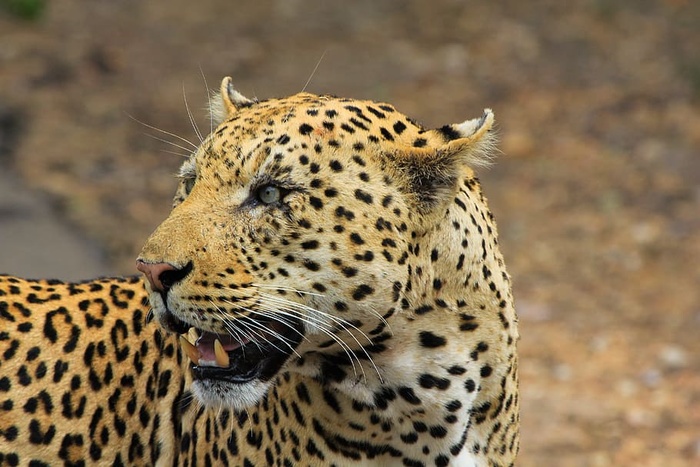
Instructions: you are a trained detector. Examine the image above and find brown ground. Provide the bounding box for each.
[1,1,698,465]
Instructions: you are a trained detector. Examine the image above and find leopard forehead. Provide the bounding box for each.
[193,93,443,186]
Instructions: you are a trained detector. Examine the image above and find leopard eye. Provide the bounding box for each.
[257,185,282,204]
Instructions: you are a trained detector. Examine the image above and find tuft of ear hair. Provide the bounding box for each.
[441,109,497,168]
[209,77,257,126]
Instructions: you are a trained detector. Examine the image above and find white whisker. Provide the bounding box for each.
[126,113,199,150]
[143,132,198,155]
[198,66,214,135]
[182,84,204,143]
[301,49,327,94]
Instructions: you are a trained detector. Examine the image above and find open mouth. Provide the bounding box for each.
[162,309,304,384]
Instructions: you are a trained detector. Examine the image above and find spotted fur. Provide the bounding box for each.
[1,78,519,466]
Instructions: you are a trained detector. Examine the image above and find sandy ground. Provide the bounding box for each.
[1,1,699,465]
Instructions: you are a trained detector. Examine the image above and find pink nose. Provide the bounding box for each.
[136,260,184,292]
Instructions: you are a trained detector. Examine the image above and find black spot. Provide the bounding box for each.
[349,233,365,245]
[329,160,343,172]
[299,124,313,135]
[3,339,19,360]
[335,206,355,221]
[430,249,439,262]
[366,106,386,119]
[354,189,373,204]
[349,117,369,131]
[340,123,355,134]
[373,387,396,410]
[354,251,374,262]
[393,121,407,134]
[301,240,319,251]
[397,387,421,405]
[435,454,450,466]
[429,425,448,439]
[419,374,450,390]
[310,196,325,210]
[413,137,427,148]
[322,389,342,414]
[379,127,394,141]
[419,331,447,348]
[29,419,56,445]
[415,304,434,315]
[295,383,311,404]
[464,379,476,393]
[303,260,320,271]
[352,284,374,301]
[413,421,428,433]
[480,365,493,378]
[459,314,479,332]
[341,267,358,278]
[276,134,290,145]
[352,155,366,167]
[446,400,463,412]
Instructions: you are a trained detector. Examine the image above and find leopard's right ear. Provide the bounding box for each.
[209,77,257,125]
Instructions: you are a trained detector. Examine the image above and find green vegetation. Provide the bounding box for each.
[0,0,46,20]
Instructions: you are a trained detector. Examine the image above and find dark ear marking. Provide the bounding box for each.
[437,125,462,141]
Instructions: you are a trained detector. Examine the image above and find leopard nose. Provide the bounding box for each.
[136,260,193,293]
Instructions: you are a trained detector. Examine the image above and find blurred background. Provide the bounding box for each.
[0,1,698,465]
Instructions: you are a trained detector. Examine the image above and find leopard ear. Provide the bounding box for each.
[431,108,496,168]
[209,77,257,125]
[396,109,496,213]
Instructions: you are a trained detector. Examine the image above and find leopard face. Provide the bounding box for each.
[137,78,518,464]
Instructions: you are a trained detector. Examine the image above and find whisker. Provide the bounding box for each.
[159,148,191,158]
[198,66,214,135]
[126,113,199,150]
[251,283,324,297]
[256,293,376,380]
[301,49,327,93]
[143,132,198,155]
[182,84,204,143]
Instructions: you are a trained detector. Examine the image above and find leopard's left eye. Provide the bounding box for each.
[256,185,283,204]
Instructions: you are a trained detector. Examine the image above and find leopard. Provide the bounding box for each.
[0,77,519,466]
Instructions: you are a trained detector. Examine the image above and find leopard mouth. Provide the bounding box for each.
[162,309,304,384]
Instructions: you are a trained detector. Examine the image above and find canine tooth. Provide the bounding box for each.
[214,339,230,367]
[187,327,199,344]
[179,335,201,363]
